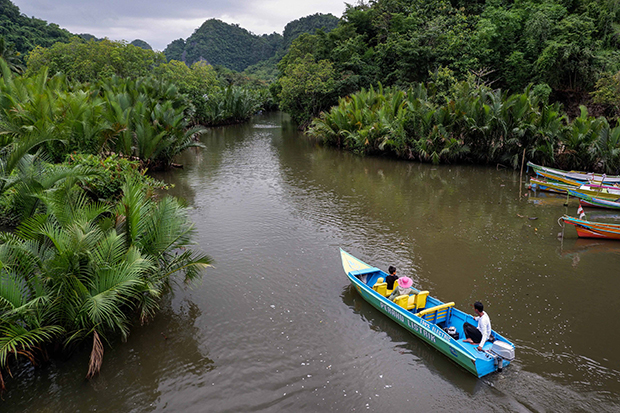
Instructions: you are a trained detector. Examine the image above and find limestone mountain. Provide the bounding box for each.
[163,19,281,72]
[164,13,339,72]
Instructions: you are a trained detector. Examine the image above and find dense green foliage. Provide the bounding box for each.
[278,54,340,126]
[0,0,72,55]
[164,14,339,73]
[0,37,24,74]
[277,0,620,125]
[62,153,168,201]
[152,60,272,125]
[0,58,211,391]
[0,61,204,167]
[310,81,620,173]
[242,13,340,82]
[0,178,211,390]
[163,19,281,72]
[0,152,166,227]
[281,13,340,50]
[195,86,265,126]
[26,38,166,82]
[18,40,268,128]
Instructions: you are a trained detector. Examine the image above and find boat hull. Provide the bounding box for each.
[528,162,620,184]
[340,249,513,378]
[561,215,620,240]
[529,178,620,200]
[569,190,620,210]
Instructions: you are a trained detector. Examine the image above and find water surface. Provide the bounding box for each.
[3,112,620,412]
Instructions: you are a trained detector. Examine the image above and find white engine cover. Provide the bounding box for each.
[491,341,515,360]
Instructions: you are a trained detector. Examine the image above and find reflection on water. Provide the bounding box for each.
[3,112,620,412]
[2,295,214,412]
[340,285,484,396]
[558,238,620,267]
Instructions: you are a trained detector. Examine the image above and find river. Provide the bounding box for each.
[3,112,620,412]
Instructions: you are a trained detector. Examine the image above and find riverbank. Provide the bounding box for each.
[3,112,618,411]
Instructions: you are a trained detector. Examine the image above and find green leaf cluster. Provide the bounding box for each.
[0,178,211,390]
[311,80,620,173]
[277,0,620,125]
[194,86,264,126]
[26,38,166,83]
[0,60,211,388]
[0,61,204,168]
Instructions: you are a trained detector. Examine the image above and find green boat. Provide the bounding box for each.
[529,177,620,200]
[340,248,515,377]
[527,161,620,184]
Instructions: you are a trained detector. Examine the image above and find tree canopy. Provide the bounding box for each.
[276,0,620,124]
[163,14,339,72]
[0,0,72,55]
[26,38,166,82]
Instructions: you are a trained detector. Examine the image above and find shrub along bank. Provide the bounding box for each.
[0,58,212,392]
[309,81,620,174]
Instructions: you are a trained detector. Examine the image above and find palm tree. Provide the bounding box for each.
[0,232,63,393]
[1,178,211,386]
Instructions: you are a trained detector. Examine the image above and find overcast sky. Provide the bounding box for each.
[12,0,347,51]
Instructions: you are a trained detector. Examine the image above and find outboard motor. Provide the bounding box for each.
[488,341,515,372]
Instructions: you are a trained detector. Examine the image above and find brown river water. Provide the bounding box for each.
[2,112,620,412]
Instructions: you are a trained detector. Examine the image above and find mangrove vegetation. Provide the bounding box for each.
[274,0,620,172]
[3,0,620,393]
[309,81,620,173]
[0,54,215,391]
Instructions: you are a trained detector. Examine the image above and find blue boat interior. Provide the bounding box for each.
[350,267,511,356]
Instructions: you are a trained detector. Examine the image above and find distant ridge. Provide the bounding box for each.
[1,0,338,74]
[1,0,152,56]
[0,0,72,54]
[163,13,339,71]
[79,35,153,51]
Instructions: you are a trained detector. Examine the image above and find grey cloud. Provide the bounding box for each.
[12,0,344,51]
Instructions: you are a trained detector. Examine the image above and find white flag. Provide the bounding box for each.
[577,205,586,219]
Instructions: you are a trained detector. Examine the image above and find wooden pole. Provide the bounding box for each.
[519,147,526,198]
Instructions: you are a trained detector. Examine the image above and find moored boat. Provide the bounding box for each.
[528,162,620,184]
[529,177,620,200]
[560,215,620,240]
[340,249,515,377]
[567,189,620,210]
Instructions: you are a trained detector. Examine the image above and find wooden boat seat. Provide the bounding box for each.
[415,302,455,324]
[393,291,430,311]
[409,290,429,310]
[373,281,388,296]
[372,278,398,297]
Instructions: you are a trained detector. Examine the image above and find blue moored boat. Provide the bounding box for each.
[340,249,515,377]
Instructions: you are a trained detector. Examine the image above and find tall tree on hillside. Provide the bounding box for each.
[0,37,23,74]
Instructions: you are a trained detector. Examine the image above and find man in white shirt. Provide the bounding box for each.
[463,301,492,351]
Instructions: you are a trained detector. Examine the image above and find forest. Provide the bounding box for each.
[0,0,343,392]
[163,13,339,73]
[2,0,620,393]
[274,0,620,172]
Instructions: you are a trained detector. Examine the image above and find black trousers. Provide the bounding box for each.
[463,322,482,343]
